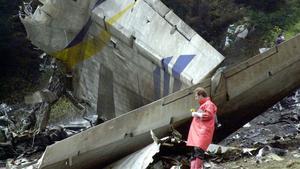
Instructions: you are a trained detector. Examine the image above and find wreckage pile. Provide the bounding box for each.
[3,72,300,169]
[104,128,257,169]
[222,89,300,148]
[140,89,300,169]
[2,56,300,168]
[0,57,64,166]
[217,89,300,168]
[0,56,97,168]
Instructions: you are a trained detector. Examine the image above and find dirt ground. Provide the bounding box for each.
[221,153,300,169]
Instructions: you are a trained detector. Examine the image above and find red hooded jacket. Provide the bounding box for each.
[187,97,217,150]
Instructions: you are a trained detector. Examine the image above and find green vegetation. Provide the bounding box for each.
[246,0,300,46]
[286,21,300,39]
[1,0,300,103]
[162,0,244,49]
[49,96,80,124]
[0,0,42,103]
[163,0,300,63]
[234,0,285,12]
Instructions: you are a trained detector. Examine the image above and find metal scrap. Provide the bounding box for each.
[256,145,287,164]
[24,90,57,105]
[0,58,97,168]
[147,89,300,168]
[221,89,300,148]
[104,131,161,169]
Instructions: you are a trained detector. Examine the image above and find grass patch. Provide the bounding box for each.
[285,21,300,39]
[247,0,300,46]
[49,96,81,124]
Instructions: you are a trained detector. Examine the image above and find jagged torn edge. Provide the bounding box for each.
[103,130,161,169]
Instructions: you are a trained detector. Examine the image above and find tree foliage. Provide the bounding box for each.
[0,0,41,102]
[162,0,244,49]
[246,0,300,46]
[234,0,286,12]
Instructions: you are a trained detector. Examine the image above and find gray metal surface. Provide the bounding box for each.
[20,0,224,119]
[35,34,300,169]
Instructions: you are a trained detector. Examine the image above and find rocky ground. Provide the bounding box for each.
[222,155,300,169]
[218,90,300,169]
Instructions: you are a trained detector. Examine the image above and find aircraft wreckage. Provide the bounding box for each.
[19,0,300,168]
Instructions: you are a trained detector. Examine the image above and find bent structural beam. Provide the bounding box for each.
[37,34,300,168]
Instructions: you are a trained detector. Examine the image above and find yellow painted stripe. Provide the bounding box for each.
[51,1,137,69]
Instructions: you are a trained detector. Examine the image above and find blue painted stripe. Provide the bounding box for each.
[153,66,161,100]
[173,79,182,92]
[93,0,105,9]
[163,71,170,96]
[172,55,195,80]
[162,57,172,96]
[66,0,105,48]
[66,18,92,48]
[162,56,172,71]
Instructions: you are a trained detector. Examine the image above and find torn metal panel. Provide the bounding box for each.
[256,146,287,164]
[6,157,42,169]
[29,81,212,169]
[207,144,257,157]
[21,0,224,118]
[24,90,57,105]
[11,33,300,169]
[144,0,170,17]
[1,99,96,168]
[104,141,160,169]
[214,34,300,130]
[18,0,300,168]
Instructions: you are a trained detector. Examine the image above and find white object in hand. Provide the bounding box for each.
[192,110,205,118]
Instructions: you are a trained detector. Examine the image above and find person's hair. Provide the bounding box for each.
[194,87,208,97]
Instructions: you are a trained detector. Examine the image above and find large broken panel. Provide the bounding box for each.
[32,34,300,169]
[215,35,300,129]
[97,64,115,119]
[20,0,224,119]
[31,79,210,169]
[104,140,160,169]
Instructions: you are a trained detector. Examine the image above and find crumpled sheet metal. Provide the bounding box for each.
[104,142,160,169]
[6,157,43,169]
[207,144,257,157]
[105,142,256,169]
[103,129,184,169]
[6,158,39,169]
[221,88,300,148]
[24,90,58,105]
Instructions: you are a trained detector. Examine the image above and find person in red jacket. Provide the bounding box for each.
[187,87,217,169]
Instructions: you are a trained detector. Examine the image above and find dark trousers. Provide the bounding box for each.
[190,147,205,169]
[191,147,205,160]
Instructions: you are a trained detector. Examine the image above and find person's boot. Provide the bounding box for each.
[190,158,203,169]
